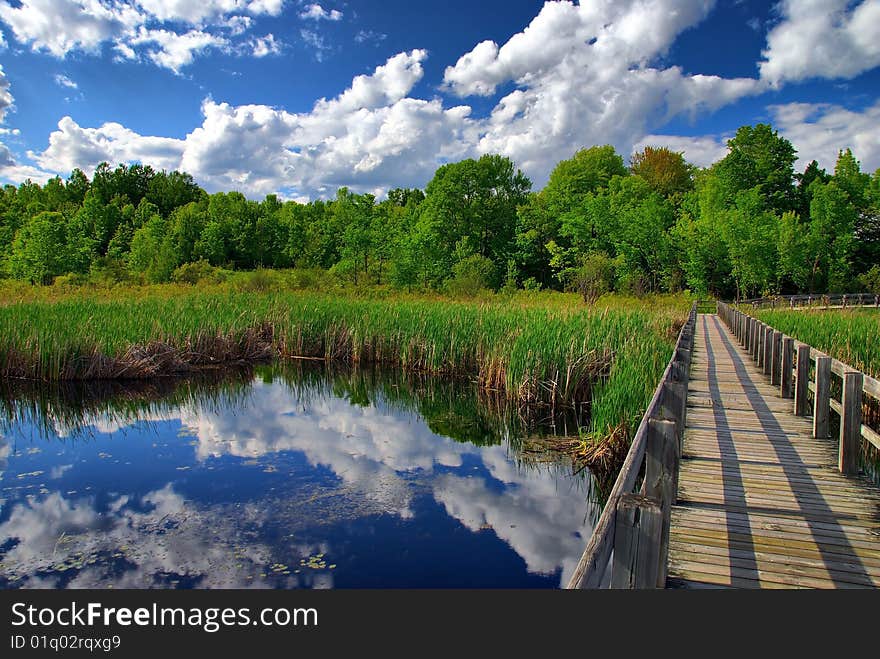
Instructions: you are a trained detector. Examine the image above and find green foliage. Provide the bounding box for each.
[715,123,797,213]
[414,154,531,287]
[233,268,282,292]
[9,212,69,285]
[566,252,616,303]
[171,259,221,285]
[859,265,880,296]
[446,253,498,297]
[0,125,873,299]
[629,146,694,199]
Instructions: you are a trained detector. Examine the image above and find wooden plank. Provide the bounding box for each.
[667,548,880,587]
[669,539,880,580]
[771,330,782,385]
[672,505,880,541]
[667,311,880,589]
[863,424,880,451]
[667,557,872,589]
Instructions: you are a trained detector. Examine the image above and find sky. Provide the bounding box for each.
[0,0,878,200]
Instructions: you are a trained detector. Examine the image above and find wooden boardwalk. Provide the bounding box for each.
[667,314,880,589]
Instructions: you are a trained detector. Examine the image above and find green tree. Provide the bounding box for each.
[806,180,857,292]
[9,212,69,284]
[413,154,530,287]
[629,146,694,199]
[720,188,779,299]
[715,124,797,213]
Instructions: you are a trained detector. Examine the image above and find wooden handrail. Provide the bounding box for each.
[566,302,697,589]
[717,302,880,476]
[738,293,880,310]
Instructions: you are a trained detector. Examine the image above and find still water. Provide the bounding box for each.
[0,367,599,589]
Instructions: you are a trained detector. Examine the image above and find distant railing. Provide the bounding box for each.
[566,302,697,589]
[740,293,880,310]
[718,302,880,474]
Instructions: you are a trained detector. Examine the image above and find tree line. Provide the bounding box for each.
[1,124,878,299]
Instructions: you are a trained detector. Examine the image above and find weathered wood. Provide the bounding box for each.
[862,424,880,451]
[611,494,663,589]
[839,371,864,476]
[567,303,698,589]
[771,331,782,386]
[780,336,794,399]
[659,380,687,435]
[864,375,880,401]
[755,321,763,364]
[794,342,811,416]
[763,326,773,376]
[645,418,678,587]
[669,308,880,590]
[813,355,831,439]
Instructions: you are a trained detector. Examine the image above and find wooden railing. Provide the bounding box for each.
[566,302,697,589]
[740,293,879,310]
[717,302,880,474]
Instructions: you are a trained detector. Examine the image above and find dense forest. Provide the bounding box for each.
[1,123,878,299]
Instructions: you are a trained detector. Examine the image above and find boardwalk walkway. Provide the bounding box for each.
[666,314,880,588]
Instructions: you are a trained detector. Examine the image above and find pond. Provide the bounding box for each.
[0,367,600,589]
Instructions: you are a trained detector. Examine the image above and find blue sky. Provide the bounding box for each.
[0,0,878,199]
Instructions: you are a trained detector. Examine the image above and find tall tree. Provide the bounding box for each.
[715,124,797,213]
[9,212,69,284]
[629,146,694,199]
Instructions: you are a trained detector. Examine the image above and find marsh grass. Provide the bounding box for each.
[0,287,688,459]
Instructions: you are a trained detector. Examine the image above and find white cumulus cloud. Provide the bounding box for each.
[135,0,283,25]
[31,115,185,174]
[8,1,826,198]
[444,0,763,183]
[0,0,285,72]
[760,0,880,84]
[250,33,280,57]
[129,26,228,74]
[0,0,142,57]
[769,101,880,173]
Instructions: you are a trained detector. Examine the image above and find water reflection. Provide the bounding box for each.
[0,367,598,589]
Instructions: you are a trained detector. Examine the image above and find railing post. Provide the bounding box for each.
[839,371,864,475]
[751,318,759,358]
[659,381,687,441]
[757,322,765,364]
[771,330,783,385]
[780,336,794,398]
[610,494,662,589]
[813,355,831,439]
[752,321,764,366]
[763,326,773,376]
[644,418,678,588]
[794,344,810,416]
